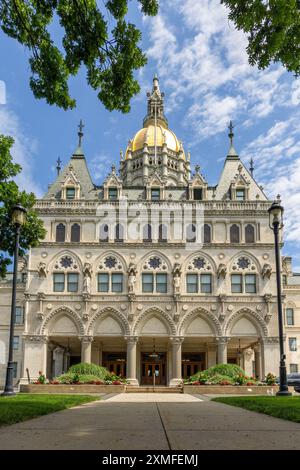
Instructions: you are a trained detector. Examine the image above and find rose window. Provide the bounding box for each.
[237,257,251,269]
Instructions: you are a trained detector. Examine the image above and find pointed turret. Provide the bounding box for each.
[72,119,85,158]
[227,121,239,159]
[44,121,94,199]
[143,75,168,128]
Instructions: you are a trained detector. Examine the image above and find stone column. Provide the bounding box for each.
[53,347,65,377]
[207,343,217,368]
[216,337,229,364]
[125,336,139,385]
[253,343,262,380]
[169,336,184,386]
[20,335,48,384]
[261,337,280,378]
[80,336,93,363]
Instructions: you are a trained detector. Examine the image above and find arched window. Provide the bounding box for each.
[158,224,168,242]
[115,223,124,242]
[186,224,196,242]
[143,224,152,242]
[100,224,109,242]
[56,223,65,242]
[71,223,80,242]
[230,224,240,243]
[204,224,211,243]
[245,224,255,243]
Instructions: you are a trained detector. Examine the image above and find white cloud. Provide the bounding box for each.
[241,115,300,245]
[0,107,42,196]
[145,0,295,142]
[90,153,116,183]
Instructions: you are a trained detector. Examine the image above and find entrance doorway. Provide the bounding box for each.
[141,353,167,385]
[102,352,127,378]
[182,353,206,379]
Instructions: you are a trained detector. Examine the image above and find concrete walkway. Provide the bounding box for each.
[0,393,300,450]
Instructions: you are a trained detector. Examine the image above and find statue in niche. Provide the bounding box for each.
[127,263,137,294]
[83,263,92,294]
[37,262,47,278]
[261,263,272,279]
[173,263,181,295]
[217,263,227,279]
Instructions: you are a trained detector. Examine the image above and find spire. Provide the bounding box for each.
[72,119,85,159]
[56,157,62,176]
[226,120,239,159]
[249,157,254,176]
[143,76,168,128]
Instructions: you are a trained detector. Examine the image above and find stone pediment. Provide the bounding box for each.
[104,165,122,187]
[231,165,250,186]
[147,171,165,187]
[62,166,80,186]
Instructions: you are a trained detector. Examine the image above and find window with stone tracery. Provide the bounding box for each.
[97,255,124,293]
[52,255,79,292]
[230,255,258,294]
[186,255,213,294]
[142,255,168,293]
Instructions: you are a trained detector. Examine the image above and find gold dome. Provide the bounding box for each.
[125,123,184,159]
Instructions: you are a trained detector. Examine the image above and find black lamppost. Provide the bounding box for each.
[268,200,291,397]
[2,204,27,397]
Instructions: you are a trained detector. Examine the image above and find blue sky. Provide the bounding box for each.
[0,0,299,268]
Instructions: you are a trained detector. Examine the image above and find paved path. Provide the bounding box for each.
[0,393,300,450]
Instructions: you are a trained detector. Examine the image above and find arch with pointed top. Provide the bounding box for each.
[40,306,85,336]
[138,250,172,272]
[178,307,222,337]
[182,251,217,273]
[87,307,130,336]
[228,251,261,272]
[93,251,127,273]
[133,307,176,336]
[48,249,83,272]
[224,307,268,337]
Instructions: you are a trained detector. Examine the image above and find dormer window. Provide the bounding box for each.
[236,188,245,201]
[66,187,75,199]
[151,188,160,201]
[193,188,202,200]
[109,188,118,200]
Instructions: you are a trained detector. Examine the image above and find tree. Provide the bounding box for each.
[0,135,46,278]
[221,0,300,76]
[0,0,159,112]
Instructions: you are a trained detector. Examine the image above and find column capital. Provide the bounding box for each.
[253,342,262,353]
[169,336,184,345]
[261,336,279,345]
[23,334,48,344]
[216,336,230,344]
[79,335,94,344]
[124,335,139,344]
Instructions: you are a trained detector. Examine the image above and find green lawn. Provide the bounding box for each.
[0,394,100,426]
[213,396,300,423]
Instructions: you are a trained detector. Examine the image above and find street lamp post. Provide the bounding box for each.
[268,199,291,397]
[2,204,27,397]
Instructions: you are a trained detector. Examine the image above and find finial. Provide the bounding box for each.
[78,119,84,147]
[56,157,62,176]
[120,150,124,161]
[228,120,234,146]
[249,157,254,177]
[276,194,281,202]
[111,164,116,173]
[195,164,200,174]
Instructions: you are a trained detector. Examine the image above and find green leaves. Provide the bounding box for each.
[221,0,300,75]
[0,135,46,278]
[0,0,159,111]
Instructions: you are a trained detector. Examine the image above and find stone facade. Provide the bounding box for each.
[1,77,300,386]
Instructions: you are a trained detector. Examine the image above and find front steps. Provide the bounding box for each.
[125,386,183,393]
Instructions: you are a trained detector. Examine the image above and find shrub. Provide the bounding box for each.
[265,373,277,385]
[68,363,108,379]
[36,371,46,384]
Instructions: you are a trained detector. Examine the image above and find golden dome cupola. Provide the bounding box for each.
[121,76,190,187]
